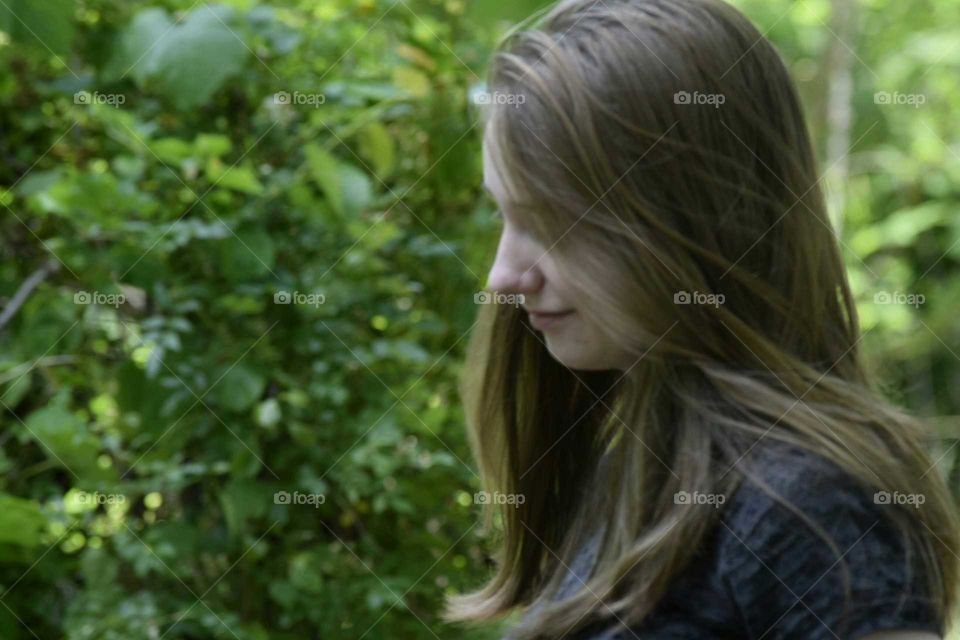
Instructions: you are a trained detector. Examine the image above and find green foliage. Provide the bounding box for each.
[0,0,517,637]
[1,0,959,638]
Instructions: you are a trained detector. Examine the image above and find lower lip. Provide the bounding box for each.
[529,311,574,331]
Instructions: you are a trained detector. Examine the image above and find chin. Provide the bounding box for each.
[546,344,606,371]
[547,337,631,372]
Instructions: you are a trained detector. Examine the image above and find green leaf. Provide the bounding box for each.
[217,228,276,279]
[0,0,75,54]
[23,406,110,481]
[101,8,173,84]
[149,137,194,165]
[304,143,343,216]
[850,201,950,257]
[392,67,431,98]
[219,478,268,537]
[0,493,47,547]
[340,164,373,217]
[0,372,31,409]
[304,144,371,217]
[358,122,396,179]
[288,551,326,592]
[205,160,264,195]
[268,580,298,607]
[195,133,234,158]
[213,364,266,412]
[109,5,249,110]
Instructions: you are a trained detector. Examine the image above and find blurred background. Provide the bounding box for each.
[0,0,958,638]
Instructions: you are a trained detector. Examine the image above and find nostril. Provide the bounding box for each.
[517,270,542,292]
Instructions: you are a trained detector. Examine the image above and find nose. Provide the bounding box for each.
[485,230,544,295]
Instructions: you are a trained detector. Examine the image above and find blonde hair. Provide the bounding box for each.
[443,0,960,638]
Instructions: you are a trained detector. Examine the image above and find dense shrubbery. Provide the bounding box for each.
[1,0,958,638]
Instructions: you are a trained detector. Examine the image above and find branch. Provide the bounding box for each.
[0,259,61,331]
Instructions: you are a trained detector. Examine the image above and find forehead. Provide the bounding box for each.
[481,126,542,213]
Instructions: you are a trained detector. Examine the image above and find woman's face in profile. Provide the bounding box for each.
[482,129,634,373]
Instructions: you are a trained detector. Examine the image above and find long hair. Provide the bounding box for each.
[443,0,960,637]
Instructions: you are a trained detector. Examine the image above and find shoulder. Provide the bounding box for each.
[719,441,871,541]
[715,441,942,640]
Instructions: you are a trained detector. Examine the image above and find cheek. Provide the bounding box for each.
[543,276,580,313]
[575,315,613,349]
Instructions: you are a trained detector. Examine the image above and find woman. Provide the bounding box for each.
[442,0,960,638]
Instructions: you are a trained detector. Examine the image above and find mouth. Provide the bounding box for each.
[528,309,575,331]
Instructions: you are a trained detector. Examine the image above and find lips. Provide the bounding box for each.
[528,309,574,331]
[527,308,573,316]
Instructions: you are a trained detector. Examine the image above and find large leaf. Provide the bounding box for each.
[304,143,372,218]
[205,159,264,195]
[101,8,173,85]
[212,364,266,412]
[0,0,74,53]
[23,405,110,481]
[850,201,951,257]
[219,478,269,538]
[105,4,249,110]
[357,122,396,179]
[0,493,47,547]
